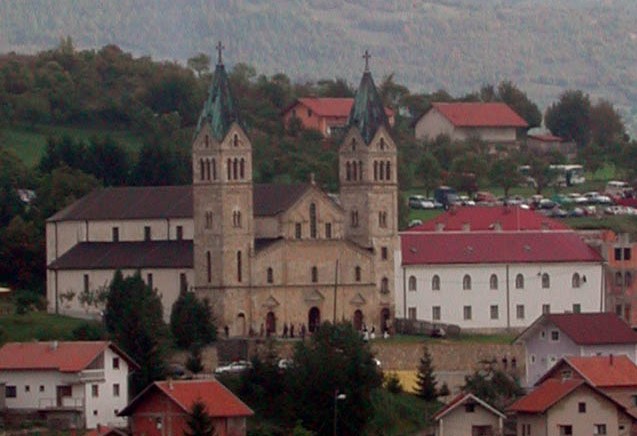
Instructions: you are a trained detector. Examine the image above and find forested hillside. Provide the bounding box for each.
[2,0,637,132]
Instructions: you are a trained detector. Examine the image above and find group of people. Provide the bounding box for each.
[361,325,390,341]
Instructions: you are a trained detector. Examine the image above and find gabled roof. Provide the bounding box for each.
[48,240,193,270]
[196,61,242,140]
[253,183,310,216]
[282,97,394,119]
[406,206,569,232]
[427,102,528,128]
[348,70,389,144]
[434,392,505,421]
[508,378,585,413]
[401,231,603,265]
[538,355,637,388]
[119,379,253,418]
[515,313,637,346]
[0,341,138,372]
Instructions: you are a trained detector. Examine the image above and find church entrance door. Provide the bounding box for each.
[353,310,364,331]
[308,307,320,333]
[266,311,276,336]
[380,308,390,333]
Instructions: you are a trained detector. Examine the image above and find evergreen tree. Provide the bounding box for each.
[170,290,216,349]
[185,399,215,436]
[415,346,439,402]
[186,343,204,374]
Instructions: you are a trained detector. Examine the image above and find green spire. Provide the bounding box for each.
[347,50,389,144]
[196,42,242,141]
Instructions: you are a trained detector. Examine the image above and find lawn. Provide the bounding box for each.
[375,332,515,345]
[0,310,96,342]
[1,124,144,167]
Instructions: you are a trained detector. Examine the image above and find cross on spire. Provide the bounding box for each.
[363,50,371,72]
[216,41,225,65]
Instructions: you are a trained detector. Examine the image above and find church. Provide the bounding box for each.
[46,49,399,337]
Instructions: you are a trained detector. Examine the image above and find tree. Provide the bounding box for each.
[86,136,130,186]
[379,73,409,109]
[463,360,524,410]
[35,165,100,219]
[415,346,439,401]
[170,290,216,349]
[545,90,592,148]
[525,152,556,195]
[497,81,542,128]
[186,343,204,374]
[104,271,167,393]
[286,322,382,435]
[579,143,605,179]
[417,152,441,197]
[590,99,626,150]
[489,157,522,197]
[185,399,215,436]
[449,152,488,196]
[187,53,211,78]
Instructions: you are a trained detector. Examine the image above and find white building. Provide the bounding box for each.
[0,341,137,429]
[395,229,604,332]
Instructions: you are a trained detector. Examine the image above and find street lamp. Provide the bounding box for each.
[333,389,346,436]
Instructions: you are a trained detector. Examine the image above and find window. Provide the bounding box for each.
[572,273,581,288]
[632,395,637,407]
[311,267,318,283]
[559,425,573,435]
[626,272,633,286]
[239,158,245,179]
[516,304,525,320]
[112,227,119,242]
[113,358,120,369]
[464,403,475,413]
[267,268,273,284]
[295,222,302,239]
[205,134,209,148]
[206,251,212,283]
[379,211,387,228]
[92,384,99,398]
[515,274,524,289]
[180,273,188,293]
[233,211,242,228]
[176,225,183,240]
[521,424,532,436]
[408,276,417,291]
[83,274,89,293]
[144,226,151,241]
[408,307,417,320]
[381,247,388,260]
[93,410,98,416]
[147,273,153,290]
[346,162,351,181]
[5,386,16,398]
[381,277,389,294]
[550,330,560,342]
[542,304,550,314]
[385,161,391,181]
[200,159,205,180]
[578,402,586,413]
[351,210,359,227]
[309,203,317,238]
[489,274,498,290]
[462,275,471,290]
[487,304,498,320]
[432,275,440,291]
[380,138,385,150]
[625,248,632,260]
[113,383,120,397]
[594,424,607,435]
[237,251,242,282]
[572,303,581,313]
[561,369,573,379]
[373,161,378,181]
[540,330,546,339]
[530,354,536,364]
[325,223,332,239]
[542,273,550,289]
[355,266,361,282]
[233,134,239,147]
[615,247,622,260]
[432,306,441,321]
[463,306,472,320]
[616,271,623,286]
[25,385,30,392]
[205,211,213,229]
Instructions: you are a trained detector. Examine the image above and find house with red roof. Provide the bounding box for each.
[432,392,505,436]
[527,132,577,160]
[0,341,137,430]
[119,379,253,436]
[281,97,394,137]
[396,216,604,332]
[508,378,636,436]
[514,313,637,387]
[414,102,528,146]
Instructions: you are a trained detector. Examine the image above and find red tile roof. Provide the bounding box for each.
[120,379,253,418]
[508,378,585,413]
[547,313,637,345]
[528,133,564,142]
[0,341,138,372]
[283,98,394,119]
[433,392,505,421]
[407,206,569,232]
[541,355,637,388]
[431,102,528,128]
[401,231,603,265]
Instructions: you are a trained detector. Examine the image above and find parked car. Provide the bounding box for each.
[214,360,252,375]
[474,191,496,203]
[408,219,423,228]
[408,195,429,209]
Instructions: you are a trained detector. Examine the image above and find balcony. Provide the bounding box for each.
[78,369,105,382]
[38,396,84,410]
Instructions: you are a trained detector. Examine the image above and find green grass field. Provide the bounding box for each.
[1,124,144,167]
[0,310,97,342]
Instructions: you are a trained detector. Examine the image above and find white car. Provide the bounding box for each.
[214,360,252,375]
[278,358,294,370]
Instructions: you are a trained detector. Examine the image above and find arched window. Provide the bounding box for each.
[381,277,389,293]
[205,135,209,148]
[386,161,391,181]
[206,159,211,180]
[463,275,471,290]
[408,276,417,291]
[309,203,317,238]
[379,160,384,180]
[542,273,550,289]
[616,271,623,286]
[490,274,498,290]
[352,160,358,180]
[351,209,359,227]
[351,138,356,151]
[212,158,217,180]
[373,161,378,181]
[346,162,351,181]
[380,138,385,150]
[432,275,440,291]
[572,273,581,288]
[233,134,239,147]
[233,158,238,180]
[358,160,363,180]
[240,158,245,179]
[227,159,232,180]
[515,274,524,289]
[311,266,318,283]
[206,251,211,283]
[237,251,242,282]
[200,159,205,181]
[355,266,361,282]
[267,267,273,284]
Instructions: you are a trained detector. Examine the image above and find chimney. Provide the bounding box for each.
[494,221,502,232]
[51,341,58,351]
[435,222,445,232]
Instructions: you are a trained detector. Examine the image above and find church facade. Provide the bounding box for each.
[46,53,399,336]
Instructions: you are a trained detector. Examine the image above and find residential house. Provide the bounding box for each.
[433,392,505,436]
[527,133,576,160]
[508,378,635,436]
[414,102,528,148]
[119,379,253,436]
[396,207,604,332]
[281,97,395,137]
[514,313,637,387]
[0,341,137,430]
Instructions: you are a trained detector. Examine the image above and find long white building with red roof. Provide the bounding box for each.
[395,206,605,332]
